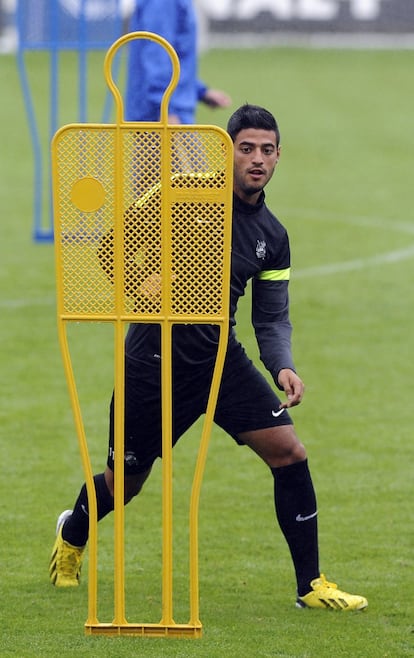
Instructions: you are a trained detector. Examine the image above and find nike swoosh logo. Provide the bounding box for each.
[296,511,318,522]
[272,408,285,417]
[81,504,89,517]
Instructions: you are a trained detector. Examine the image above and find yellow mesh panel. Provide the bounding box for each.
[54,127,231,322]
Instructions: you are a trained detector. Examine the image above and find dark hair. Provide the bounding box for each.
[227,104,280,145]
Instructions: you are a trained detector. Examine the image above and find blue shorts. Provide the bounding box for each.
[107,342,292,474]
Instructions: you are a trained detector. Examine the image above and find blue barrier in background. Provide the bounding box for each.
[16,0,133,242]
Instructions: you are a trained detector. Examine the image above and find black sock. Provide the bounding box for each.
[271,459,319,597]
[61,473,114,547]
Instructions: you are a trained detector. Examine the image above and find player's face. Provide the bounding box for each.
[233,128,280,204]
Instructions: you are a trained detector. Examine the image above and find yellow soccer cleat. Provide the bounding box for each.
[296,574,368,611]
[49,510,85,587]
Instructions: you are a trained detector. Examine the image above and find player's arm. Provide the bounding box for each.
[252,276,294,382]
[96,207,143,300]
[96,192,161,300]
[252,276,304,407]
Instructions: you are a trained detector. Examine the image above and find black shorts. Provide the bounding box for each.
[107,342,292,474]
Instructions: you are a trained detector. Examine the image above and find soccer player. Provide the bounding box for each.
[50,104,368,611]
[125,0,231,124]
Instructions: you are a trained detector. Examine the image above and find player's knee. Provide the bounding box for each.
[124,482,141,504]
[284,439,307,463]
[268,427,307,466]
[104,466,152,504]
[124,468,152,503]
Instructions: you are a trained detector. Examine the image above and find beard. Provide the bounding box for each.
[234,167,273,199]
[238,181,264,198]
[242,184,263,196]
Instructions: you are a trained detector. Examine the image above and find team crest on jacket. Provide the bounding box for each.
[256,239,267,260]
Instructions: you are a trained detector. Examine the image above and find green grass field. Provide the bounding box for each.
[1,45,414,657]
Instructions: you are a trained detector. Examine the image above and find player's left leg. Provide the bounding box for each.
[238,425,320,596]
[239,424,367,610]
[215,350,367,611]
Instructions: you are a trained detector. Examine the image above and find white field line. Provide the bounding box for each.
[285,208,414,279]
[0,296,55,309]
[283,207,414,236]
[1,212,414,308]
[294,244,414,279]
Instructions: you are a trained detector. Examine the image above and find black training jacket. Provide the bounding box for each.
[124,191,295,388]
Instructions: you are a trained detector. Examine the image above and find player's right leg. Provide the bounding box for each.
[48,472,114,587]
[49,357,161,588]
[49,468,152,587]
[49,509,84,587]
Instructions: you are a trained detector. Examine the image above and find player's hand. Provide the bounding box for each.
[140,272,162,298]
[277,369,304,409]
[168,113,181,124]
[202,89,232,109]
